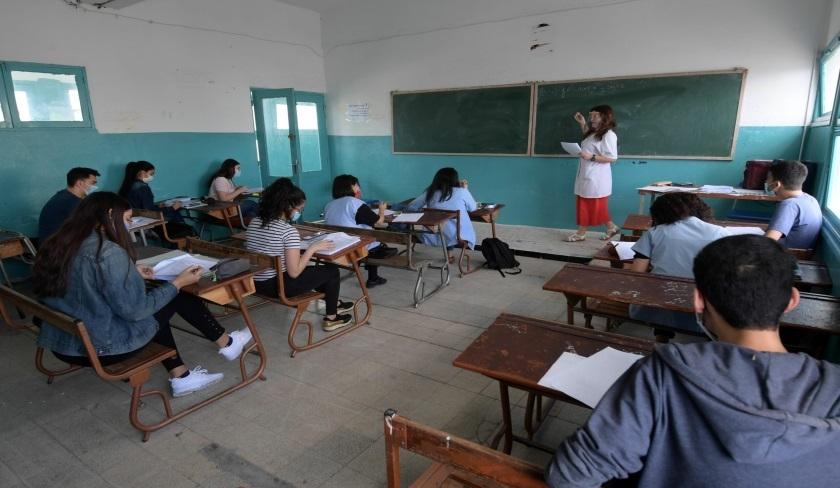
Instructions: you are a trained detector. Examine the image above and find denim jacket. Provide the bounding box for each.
[37,232,178,357]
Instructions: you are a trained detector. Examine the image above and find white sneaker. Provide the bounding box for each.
[218,328,253,361]
[170,366,224,398]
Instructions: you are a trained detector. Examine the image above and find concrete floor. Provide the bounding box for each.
[0,242,660,488]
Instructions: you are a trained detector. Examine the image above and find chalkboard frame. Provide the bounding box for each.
[391,82,535,156]
[530,68,748,160]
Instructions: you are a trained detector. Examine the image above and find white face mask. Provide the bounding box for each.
[764,181,778,195]
[85,184,99,196]
[694,311,718,341]
[234,169,242,178]
[142,175,154,183]
[290,210,301,222]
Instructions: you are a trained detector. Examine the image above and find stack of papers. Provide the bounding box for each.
[151,254,219,281]
[181,200,207,209]
[732,188,767,196]
[300,232,361,255]
[560,142,582,156]
[698,185,735,193]
[392,213,424,223]
[538,347,644,408]
[610,241,636,261]
[127,216,159,230]
[637,185,697,193]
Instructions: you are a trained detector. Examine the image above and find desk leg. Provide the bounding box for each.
[563,294,580,325]
[490,215,498,239]
[231,281,268,382]
[638,195,646,214]
[439,226,452,287]
[489,382,514,454]
[139,229,149,247]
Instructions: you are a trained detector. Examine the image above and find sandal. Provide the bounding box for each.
[600,226,621,240]
[565,233,586,242]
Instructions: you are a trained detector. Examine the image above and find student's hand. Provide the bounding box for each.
[378,201,387,213]
[580,150,593,160]
[574,112,586,125]
[172,265,204,289]
[136,265,155,280]
[460,179,468,189]
[171,201,183,210]
[310,240,334,253]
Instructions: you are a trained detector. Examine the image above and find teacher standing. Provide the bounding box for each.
[566,105,620,242]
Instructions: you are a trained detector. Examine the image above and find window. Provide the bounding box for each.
[819,48,840,120]
[828,136,840,216]
[0,62,93,128]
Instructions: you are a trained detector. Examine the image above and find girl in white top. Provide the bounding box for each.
[566,105,620,242]
[207,158,257,220]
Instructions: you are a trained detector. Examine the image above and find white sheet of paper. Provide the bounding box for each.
[393,213,423,223]
[611,241,636,261]
[561,142,582,156]
[152,254,219,281]
[136,250,185,267]
[543,347,644,408]
[637,185,698,193]
[538,352,586,389]
[128,216,159,230]
[725,226,765,236]
[300,232,360,255]
[383,209,397,216]
[731,188,766,195]
[699,185,735,193]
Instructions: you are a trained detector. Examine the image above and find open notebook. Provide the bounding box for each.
[300,232,361,255]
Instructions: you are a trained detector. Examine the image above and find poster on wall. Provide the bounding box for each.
[345,103,370,123]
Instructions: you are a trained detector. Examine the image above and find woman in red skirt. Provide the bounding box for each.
[566,105,620,242]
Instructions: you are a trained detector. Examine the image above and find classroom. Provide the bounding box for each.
[1,0,839,486]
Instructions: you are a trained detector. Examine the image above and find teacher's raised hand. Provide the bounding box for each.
[574,112,586,126]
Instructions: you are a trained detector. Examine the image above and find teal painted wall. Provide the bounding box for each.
[0,129,263,236]
[329,126,803,230]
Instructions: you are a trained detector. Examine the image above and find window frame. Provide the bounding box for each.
[0,71,10,129]
[813,37,840,125]
[0,61,94,129]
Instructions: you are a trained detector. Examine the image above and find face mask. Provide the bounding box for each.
[234,169,242,178]
[85,185,99,196]
[764,182,777,195]
[694,311,718,341]
[142,175,154,183]
[290,210,301,222]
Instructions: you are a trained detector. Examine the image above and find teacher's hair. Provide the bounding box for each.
[585,105,616,141]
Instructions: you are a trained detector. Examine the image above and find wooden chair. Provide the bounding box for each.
[0,229,36,287]
[131,208,188,249]
[0,285,186,442]
[384,409,546,488]
[196,202,247,240]
[424,208,479,278]
[185,238,341,357]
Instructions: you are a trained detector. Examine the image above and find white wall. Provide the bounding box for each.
[0,0,325,133]
[826,0,840,46]
[323,0,830,136]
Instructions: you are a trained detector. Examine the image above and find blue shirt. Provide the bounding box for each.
[631,217,731,278]
[407,187,478,248]
[768,193,822,249]
[38,189,81,242]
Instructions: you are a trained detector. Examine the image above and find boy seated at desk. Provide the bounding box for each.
[764,159,822,250]
[546,234,840,488]
[629,192,729,341]
[38,166,100,243]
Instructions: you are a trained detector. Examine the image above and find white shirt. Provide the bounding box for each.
[208,176,236,200]
[574,130,618,198]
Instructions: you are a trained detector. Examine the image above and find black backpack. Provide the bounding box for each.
[480,237,522,277]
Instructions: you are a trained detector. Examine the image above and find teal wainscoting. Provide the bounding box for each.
[0,130,266,236]
[329,126,804,230]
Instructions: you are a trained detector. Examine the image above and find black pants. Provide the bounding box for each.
[254,264,341,315]
[54,292,225,372]
[366,264,380,281]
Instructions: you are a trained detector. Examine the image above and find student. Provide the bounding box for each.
[324,174,398,288]
[566,105,620,242]
[246,178,355,331]
[628,192,730,340]
[207,158,258,221]
[38,167,100,242]
[118,160,196,238]
[406,167,478,250]
[546,234,840,488]
[33,192,253,398]
[764,159,822,250]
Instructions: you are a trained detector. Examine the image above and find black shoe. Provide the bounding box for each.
[337,300,355,313]
[368,244,398,259]
[366,277,388,288]
[322,313,353,331]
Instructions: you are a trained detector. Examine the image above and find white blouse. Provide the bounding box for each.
[573,130,618,198]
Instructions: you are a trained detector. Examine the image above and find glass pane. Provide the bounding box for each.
[821,50,840,116]
[296,102,322,172]
[827,136,840,216]
[10,71,84,122]
[261,97,293,177]
[0,102,4,122]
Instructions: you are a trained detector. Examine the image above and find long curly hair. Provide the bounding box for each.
[583,105,617,141]
[257,178,306,227]
[650,192,713,227]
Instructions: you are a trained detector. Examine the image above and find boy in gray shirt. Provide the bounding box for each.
[765,159,822,250]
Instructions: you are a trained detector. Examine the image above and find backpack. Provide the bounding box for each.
[741,160,772,190]
[480,237,522,277]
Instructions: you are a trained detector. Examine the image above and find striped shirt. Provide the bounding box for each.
[245,217,300,281]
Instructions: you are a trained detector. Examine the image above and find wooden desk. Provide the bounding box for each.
[621,214,768,235]
[453,313,654,454]
[133,245,268,430]
[0,230,36,287]
[543,263,840,336]
[470,204,505,238]
[637,186,781,214]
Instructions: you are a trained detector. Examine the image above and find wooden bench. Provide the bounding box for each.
[131,208,188,249]
[0,285,186,442]
[384,410,546,488]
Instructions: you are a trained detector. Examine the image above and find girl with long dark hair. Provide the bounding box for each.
[245,178,354,331]
[118,160,196,238]
[33,192,253,397]
[566,105,620,242]
[406,167,478,249]
[207,158,257,221]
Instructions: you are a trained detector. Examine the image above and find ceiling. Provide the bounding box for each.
[275,0,374,14]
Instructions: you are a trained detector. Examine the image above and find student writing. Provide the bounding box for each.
[246,178,355,331]
[118,160,196,238]
[406,167,478,251]
[207,158,258,221]
[33,192,253,398]
[764,159,823,250]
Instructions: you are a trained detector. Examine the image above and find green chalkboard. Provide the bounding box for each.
[532,70,746,159]
[392,84,532,155]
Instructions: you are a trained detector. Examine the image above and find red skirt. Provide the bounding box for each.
[576,196,611,226]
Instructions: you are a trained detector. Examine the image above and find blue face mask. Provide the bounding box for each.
[85,185,99,196]
[764,181,777,195]
[290,210,301,222]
